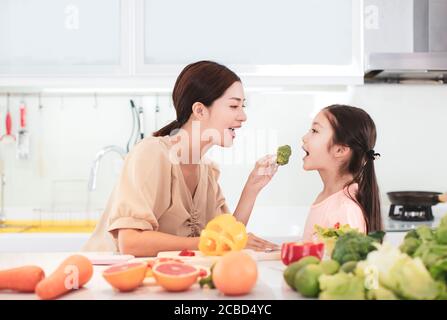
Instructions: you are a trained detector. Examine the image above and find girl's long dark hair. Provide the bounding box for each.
[153,61,241,137]
[324,105,382,233]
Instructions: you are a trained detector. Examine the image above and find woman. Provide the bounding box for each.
[84,61,279,257]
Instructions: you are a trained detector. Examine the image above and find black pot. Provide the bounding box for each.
[387,191,447,221]
[387,191,446,206]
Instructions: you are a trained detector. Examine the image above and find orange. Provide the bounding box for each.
[212,251,258,296]
[102,262,147,292]
[152,262,199,292]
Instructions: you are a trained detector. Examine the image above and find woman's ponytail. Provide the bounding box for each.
[153,120,182,137]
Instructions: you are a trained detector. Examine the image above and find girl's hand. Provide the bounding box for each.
[245,155,278,194]
[246,233,280,252]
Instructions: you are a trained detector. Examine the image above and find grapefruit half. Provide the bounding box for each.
[152,262,200,292]
[103,262,147,292]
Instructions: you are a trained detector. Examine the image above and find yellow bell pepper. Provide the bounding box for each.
[199,214,248,256]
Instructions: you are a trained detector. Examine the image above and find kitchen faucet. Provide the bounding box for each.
[88,145,127,192]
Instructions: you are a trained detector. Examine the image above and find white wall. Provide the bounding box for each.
[1,84,447,227]
[217,84,447,209]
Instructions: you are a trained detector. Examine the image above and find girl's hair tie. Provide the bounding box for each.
[366,149,380,161]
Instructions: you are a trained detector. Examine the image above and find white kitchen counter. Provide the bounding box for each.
[0,252,300,300]
[0,232,407,300]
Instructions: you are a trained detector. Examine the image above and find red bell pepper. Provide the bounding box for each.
[280,242,325,265]
[179,249,196,257]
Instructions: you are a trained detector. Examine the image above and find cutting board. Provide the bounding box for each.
[154,249,280,267]
[85,254,135,265]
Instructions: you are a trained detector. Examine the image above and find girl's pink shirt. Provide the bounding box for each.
[302,184,366,242]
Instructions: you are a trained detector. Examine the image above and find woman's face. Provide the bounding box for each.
[204,81,247,147]
[301,111,336,171]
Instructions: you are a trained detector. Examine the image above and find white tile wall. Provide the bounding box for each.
[1,84,446,229]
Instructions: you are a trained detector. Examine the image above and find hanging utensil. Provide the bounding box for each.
[0,95,15,144]
[17,100,30,159]
[138,104,145,140]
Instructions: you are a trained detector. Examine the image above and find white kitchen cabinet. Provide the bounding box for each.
[0,0,129,75]
[135,0,364,84]
[0,0,363,85]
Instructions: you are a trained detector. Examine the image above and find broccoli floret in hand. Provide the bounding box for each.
[276,145,292,166]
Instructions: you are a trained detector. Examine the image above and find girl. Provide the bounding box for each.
[84,61,279,256]
[302,104,382,241]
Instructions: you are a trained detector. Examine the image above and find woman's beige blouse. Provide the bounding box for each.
[83,136,229,252]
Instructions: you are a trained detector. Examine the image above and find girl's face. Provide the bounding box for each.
[204,81,247,147]
[301,111,338,171]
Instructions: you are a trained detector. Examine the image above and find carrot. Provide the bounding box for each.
[0,266,45,293]
[35,255,93,300]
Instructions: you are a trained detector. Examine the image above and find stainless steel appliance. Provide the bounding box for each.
[364,0,447,83]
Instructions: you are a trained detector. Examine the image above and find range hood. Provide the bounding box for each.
[364,0,447,84]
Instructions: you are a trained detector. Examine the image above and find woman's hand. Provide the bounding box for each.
[246,232,280,252]
[233,155,279,226]
[245,155,278,194]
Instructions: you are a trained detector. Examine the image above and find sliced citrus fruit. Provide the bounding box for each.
[152,262,200,292]
[102,262,147,292]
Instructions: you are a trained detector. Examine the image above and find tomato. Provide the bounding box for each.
[198,268,208,278]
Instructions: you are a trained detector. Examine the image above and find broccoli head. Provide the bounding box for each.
[276,145,292,166]
[331,231,379,265]
[400,237,422,256]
